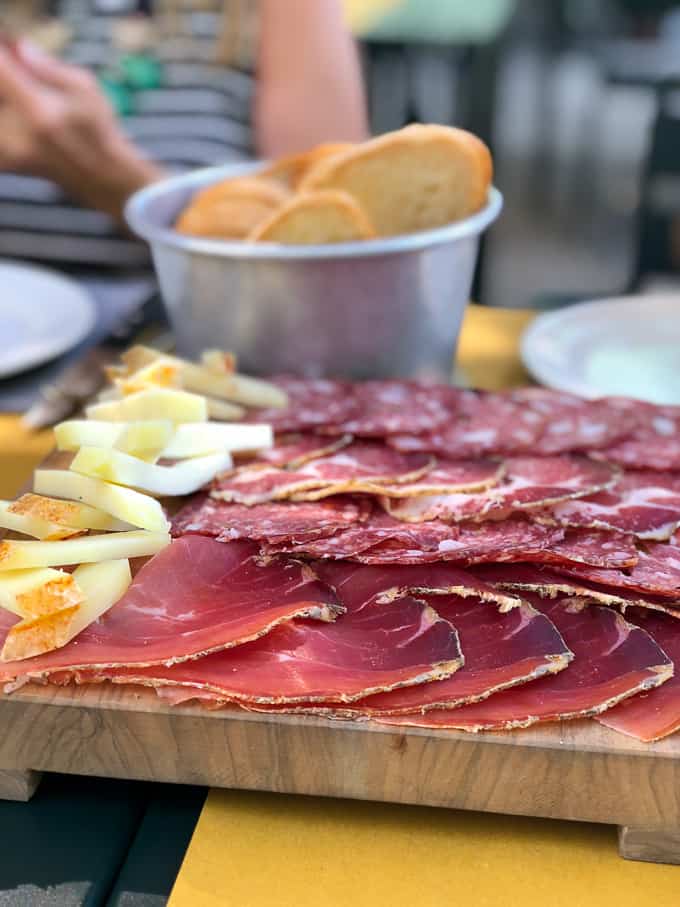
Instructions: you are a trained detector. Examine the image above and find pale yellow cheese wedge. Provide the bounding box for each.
[0,500,82,541]
[70,446,233,497]
[1,559,132,661]
[86,388,208,423]
[0,530,169,571]
[161,423,273,459]
[116,361,181,395]
[55,419,175,461]
[8,494,129,533]
[0,568,84,618]
[34,470,169,532]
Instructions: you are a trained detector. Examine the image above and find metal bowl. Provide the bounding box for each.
[126,162,503,379]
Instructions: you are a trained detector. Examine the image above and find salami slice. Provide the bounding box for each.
[380,594,672,732]
[375,459,504,498]
[559,539,680,599]
[323,381,462,437]
[212,442,433,505]
[383,456,617,523]
[254,433,352,468]
[597,610,680,741]
[596,401,680,471]
[546,470,680,540]
[172,494,368,543]
[247,377,357,433]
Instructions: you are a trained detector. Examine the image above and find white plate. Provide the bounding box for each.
[0,261,96,379]
[521,294,680,405]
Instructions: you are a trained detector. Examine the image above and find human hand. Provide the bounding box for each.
[0,41,162,221]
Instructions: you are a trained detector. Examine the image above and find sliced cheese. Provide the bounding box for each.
[121,346,287,408]
[86,388,207,423]
[56,419,176,462]
[70,446,233,496]
[201,350,236,373]
[0,559,133,661]
[8,494,129,533]
[116,360,180,395]
[162,422,273,458]
[0,500,82,541]
[0,568,84,618]
[0,530,170,571]
[34,470,169,532]
[55,420,124,451]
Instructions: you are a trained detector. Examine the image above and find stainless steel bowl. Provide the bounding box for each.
[126,162,502,379]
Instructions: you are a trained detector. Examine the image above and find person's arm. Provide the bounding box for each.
[254,0,369,158]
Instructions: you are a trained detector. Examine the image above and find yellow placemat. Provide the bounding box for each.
[0,416,53,499]
[456,304,534,390]
[170,791,678,907]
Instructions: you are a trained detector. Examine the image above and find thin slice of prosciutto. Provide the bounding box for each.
[0,537,342,686]
[381,593,672,732]
[597,609,680,741]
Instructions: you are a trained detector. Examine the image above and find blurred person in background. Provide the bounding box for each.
[0,0,367,267]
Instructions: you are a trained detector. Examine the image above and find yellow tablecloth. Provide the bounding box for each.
[168,306,679,906]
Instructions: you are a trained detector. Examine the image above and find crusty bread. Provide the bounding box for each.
[248,190,376,244]
[259,143,353,191]
[175,177,289,239]
[299,124,492,236]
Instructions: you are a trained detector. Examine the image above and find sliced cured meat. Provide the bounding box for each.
[597,610,680,741]
[382,456,617,523]
[471,563,680,619]
[388,391,546,457]
[254,433,353,468]
[546,471,680,540]
[212,442,432,505]
[535,530,638,569]
[376,460,504,498]
[509,389,638,454]
[172,494,367,543]
[381,593,672,731]
[0,537,342,685]
[77,587,463,704]
[596,402,680,471]
[558,540,680,600]
[323,381,461,437]
[356,519,565,565]
[246,377,357,433]
[242,593,571,717]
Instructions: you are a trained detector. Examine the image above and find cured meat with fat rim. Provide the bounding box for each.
[545,470,680,540]
[172,494,368,543]
[597,609,680,741]
[211,441,433,504]
[246,377,357,433]
[382,456,617,523]
[73,585,464,705]
[594,401,680,471]
[558,539,680,600]
[254,433,353,468]
[367,459,504,498]
[0,537,342,687]
[380,593,673,732]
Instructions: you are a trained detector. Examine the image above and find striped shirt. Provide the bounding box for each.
[0,0,257,267]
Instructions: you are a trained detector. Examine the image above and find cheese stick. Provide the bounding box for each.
[8,494,129,533]
[86,388,207,423]
[0,530,170,571]
[0,568,84,618]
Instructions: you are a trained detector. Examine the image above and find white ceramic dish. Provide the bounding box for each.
[521,294,680,405]
[0,260,96,379]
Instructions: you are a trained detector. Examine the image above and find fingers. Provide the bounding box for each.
[0,45,42,113]
[15,40,96,92]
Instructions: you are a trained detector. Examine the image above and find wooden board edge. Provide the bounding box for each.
[618,825,680,865]
[0,769,42,801]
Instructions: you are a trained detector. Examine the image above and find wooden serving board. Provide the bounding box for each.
[1,682,679,864]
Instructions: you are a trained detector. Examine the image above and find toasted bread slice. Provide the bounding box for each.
[248,190,376,244]
[300,124,492,236]
[259,143,353,190]
[175,177,288,239]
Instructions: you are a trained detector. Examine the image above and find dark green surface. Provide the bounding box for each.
[0,774,205,907]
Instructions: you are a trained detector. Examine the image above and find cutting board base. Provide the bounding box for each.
[1,682,679,864]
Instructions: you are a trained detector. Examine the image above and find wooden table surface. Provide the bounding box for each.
[2,306,678,904]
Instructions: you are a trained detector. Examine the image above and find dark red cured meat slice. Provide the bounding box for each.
[75,588,464,704]
[241,594,571,717]
[246,377,357,433]
[470,563,680,619]
[534,529,638,569]
[388,391,547,457]
[596,401,680,471]
[597,609,680,741]
[212,442,433,505]
[382,456,617,523]
[354,519,565,565]
[558,540,680,599]
[381,593,672,731]
[376,459,504,497]
[253,433,352,468]
[0,537,342,687]
[509,389,639,454]
[322,381,462,437]
[546,470,680,540]
[172,494,367,543]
